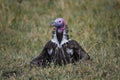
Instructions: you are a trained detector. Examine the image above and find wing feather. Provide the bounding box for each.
[30,41,57,67]
[67,40,90,61]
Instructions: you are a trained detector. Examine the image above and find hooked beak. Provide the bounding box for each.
[50,22,56,28]
[51,22,57,27]
[51,22,63,28]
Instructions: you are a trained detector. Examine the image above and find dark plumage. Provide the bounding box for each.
[30,18,90,67]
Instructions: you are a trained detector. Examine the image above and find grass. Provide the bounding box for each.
[0,0,120,80]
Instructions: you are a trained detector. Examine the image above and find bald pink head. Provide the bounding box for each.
[51,18,67,33]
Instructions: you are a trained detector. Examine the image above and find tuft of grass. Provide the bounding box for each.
[0,0,120,80]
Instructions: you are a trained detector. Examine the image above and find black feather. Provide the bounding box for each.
[30,28,90,67]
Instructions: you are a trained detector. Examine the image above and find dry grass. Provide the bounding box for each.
[0,0,120,80]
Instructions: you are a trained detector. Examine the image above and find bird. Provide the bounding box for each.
[30,18,90,67]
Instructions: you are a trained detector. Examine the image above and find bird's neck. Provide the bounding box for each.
[52,28,69,45]
[56,31,63,44]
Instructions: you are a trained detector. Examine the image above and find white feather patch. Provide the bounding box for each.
[47,49,53,55]
[51,29,70,48]
[60,29,69,46]
[66,48,73,55]
[51,31,60,47]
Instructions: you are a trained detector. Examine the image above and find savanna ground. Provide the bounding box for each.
[0,0,120,80]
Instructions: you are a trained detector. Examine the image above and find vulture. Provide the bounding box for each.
[30,18,90,67]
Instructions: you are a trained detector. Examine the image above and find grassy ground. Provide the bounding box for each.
[0,0,120,80]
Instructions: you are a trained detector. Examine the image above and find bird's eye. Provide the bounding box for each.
[59,21,61,23]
